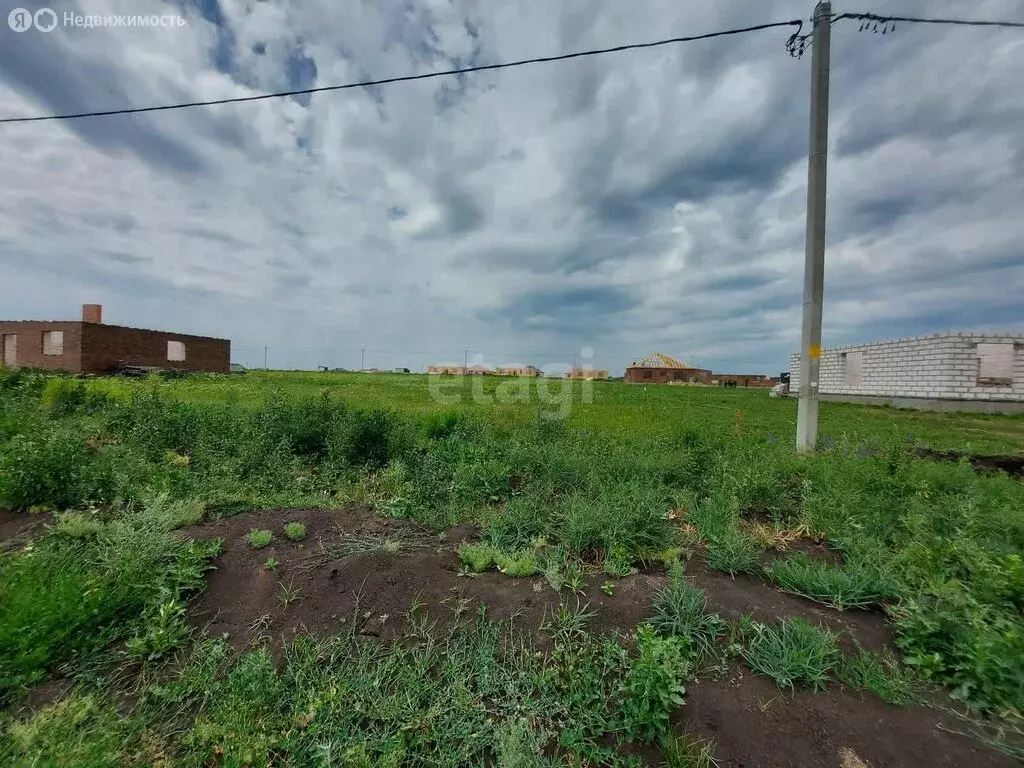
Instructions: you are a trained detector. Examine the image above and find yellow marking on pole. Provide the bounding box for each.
[809,344,822,359]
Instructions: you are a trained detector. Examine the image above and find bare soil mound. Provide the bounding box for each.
[0,509,52,547]
[917,448,1024,479]
[684,664,1017,768]
[179,505,1015,767]
[182,505,663,650]
[783,537,846,566]
[685,559,894,653]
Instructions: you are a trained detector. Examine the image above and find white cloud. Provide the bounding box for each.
[1,0,1022,374]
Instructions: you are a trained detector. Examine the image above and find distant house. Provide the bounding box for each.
[393,367,411,374]
[626,352,710,384]
[790,332,1024,410]
[0,304,230,374]
[230,363,247,373]
[711,373,774,388]
[427,363,494,376]
[568,367,610,380]
[495,365,540,377]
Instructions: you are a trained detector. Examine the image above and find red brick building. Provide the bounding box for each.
[569,367,610,380]
[712,373,776,388]
[626,352,711,384]
[0,305,230,374]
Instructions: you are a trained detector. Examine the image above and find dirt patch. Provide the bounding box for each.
[176,505,1017,766]
[917,448,1024,479]
[183,505,893,655]
[685,559,894,653]
[0,508,52,547]
[14,677,73,717]
[739,517,845,566]
[182,506,663,651]
[683,664,1018,768]
[755,537,846,569]
[782,537,846,566]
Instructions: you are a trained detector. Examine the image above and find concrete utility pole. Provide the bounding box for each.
[796,1,832,452]
[464,349,469,369]
[263,346,268,370]
[360,348,366,371]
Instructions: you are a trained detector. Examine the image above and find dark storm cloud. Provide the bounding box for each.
[0,31,207,174]
[82,213,137,233]
[479,285,640,333]
[99,250,152,265]
[410,175,487,239]
[592,133,800,227]
[853,299,1024,342]
[828,246,1024,301]
[830,19,1024,160]
[699,271,780,294]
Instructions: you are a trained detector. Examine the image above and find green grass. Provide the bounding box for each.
[247,529,273,549]
[647,570,726,660]
[835,646,923,706]
[765,553,893,610]
[0,498,219,704]
[459,542,541,577]
[1,366,1023,731]
[661,732,719,768]
[704,529,762,576]
[738,618,841,691]
[82,370,1024,454]
[283,521,306,541]
[0,611,698,766]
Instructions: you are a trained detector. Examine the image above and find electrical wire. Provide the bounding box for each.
[834,12,1024,30]
[0,20,804,125]
[3,11,1020,125]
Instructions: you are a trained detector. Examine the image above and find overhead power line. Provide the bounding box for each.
[784,11,1024,56]
[0,20,806,125]
[834,12,1024,30]
[2,12,1021,125]
[2,10,1022,126]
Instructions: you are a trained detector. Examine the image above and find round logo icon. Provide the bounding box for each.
[34,8,58,32]
[8,8,33,32]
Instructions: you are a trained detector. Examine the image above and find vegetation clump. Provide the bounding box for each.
[0,368,1021,756]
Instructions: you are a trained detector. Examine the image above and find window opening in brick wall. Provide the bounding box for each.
[42,331,64,356]
[2,334,16,366]
[167,340,186,362]
[642,369,652,379]
[976,343,1014,386]
[841,350,863,388]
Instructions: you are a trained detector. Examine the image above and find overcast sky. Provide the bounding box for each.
[2,0,1023,375]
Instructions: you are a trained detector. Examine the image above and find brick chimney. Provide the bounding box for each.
[82,304,103,324]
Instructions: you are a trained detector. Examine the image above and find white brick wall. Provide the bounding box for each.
[790,332,1024,402]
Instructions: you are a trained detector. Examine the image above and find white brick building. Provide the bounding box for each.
[790,333,1024,412]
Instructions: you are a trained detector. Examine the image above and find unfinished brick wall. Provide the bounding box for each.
[81,324,230,373]
[0,318,230,374]
[790,333,1024,402]
[0,321,84,371]
[626,367,711,384]
[712,374,775,388]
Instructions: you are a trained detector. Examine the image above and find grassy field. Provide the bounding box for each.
[1,367,1023,765]
[88,370,1024,454]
